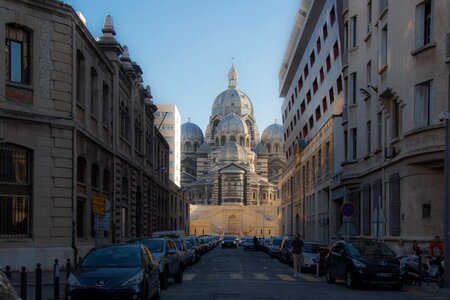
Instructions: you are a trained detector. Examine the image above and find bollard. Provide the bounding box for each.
[53,259,60,300]
[4,265,11,281]
[66,258,72,280]
[20,266,27,300]
[35,263,42,300]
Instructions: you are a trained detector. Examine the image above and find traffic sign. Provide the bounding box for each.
[92,195,105,215]
[341,202,356,217]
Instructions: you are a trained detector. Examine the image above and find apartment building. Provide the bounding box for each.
[340,0,450,244]
[155,104,181,187]
[278,0,345,243]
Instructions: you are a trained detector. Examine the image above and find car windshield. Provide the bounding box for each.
[273,239,282,246]
[347,241,396,257]
[139,239,164,253]
[173,240,182,251]
[304,243,321,253]
[81,246,141,268]
[224,236,235,241]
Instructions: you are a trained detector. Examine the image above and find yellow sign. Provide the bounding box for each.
[92,195,105,215]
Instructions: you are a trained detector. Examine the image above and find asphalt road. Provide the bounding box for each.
[161,246,450,300]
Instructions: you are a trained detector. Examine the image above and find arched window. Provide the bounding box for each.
[266,143,272,153]
[230,136,236,142]
[274,144,280,153]
[184,142,191,152]
[5,24,31,85]
[0,144,31,237]
[194,142,199,151]
[221,136,226,146]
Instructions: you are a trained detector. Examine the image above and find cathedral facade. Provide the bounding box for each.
[180,65,286,237]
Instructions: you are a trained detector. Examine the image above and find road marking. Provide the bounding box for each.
[300,274,320,282]
[230,273,244,279]
[184,273,197,281]
[254,273,269,280]
[277,274,295,281]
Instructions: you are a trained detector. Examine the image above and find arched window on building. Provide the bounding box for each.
[274,144,280,153]
[184,142,191,152]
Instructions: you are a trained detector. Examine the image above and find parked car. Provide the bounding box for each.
[172,239,187,269]
[129,238,183,290]
[268,236,283,258]
[279,236,295,264]
[302,242,325,272]
[0,267,20,300]
[239,237,246,247]
[325,240,402,289]
[186,236,201,262]
[185,241,196,266]
[222,235,237,249]
[243,238,257,251]
[65,244,160,300]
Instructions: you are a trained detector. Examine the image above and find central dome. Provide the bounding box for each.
[211,65,254,117]
[218,141,248,163]
[261,122,284,144]
[216,112,248,135]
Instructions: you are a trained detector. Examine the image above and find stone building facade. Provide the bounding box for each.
[340,0,450,245]
[278,0,345,244]
[0,0,185,270]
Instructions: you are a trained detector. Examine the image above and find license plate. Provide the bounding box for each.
[376,273,392,277]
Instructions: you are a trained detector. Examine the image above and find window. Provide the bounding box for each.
[366,121,371,154]
[322,97,328,113]
[90,68,98,118]
[325,142,330,172]
[344,22,349,53]
[306,91,311,103]
[120,100,130,140]
[389,173,400,236]
[320,68,324,83]
[344,130,348,160]
[309,116,314,129]
[350,16,357,48]
[415,0,432,48]
[304,65,309,79]
[380,0,388,14]
[337,76,343,93]
[76,198,85,238]
[377,112,382,148]
[414,81,432,128]
[329,87,335,103]
[297,77,303,91]
[323,23,328,40]
[103,169,110,193]
[318,149,322,177]
[310,51,315,66]
[381,25,388,67]
[366,60,372,87]
[91,163,99,189]
[77,156,86,183]
[302,124,308,138]
[350,72,357,104]
[393,101,400,138]
[367,1,372,33]
[315,106,321,121]
[333,41,339,59]
[422,204,431,218]
[316,37,321,53]
[300,101,306,114]
[326,55,331,72]
[102,83,110,125]
[351,128,357,160]
[5,24,31,84]
[312,156,316,181]
[313,79,318,94]
[330,6,336,25]
[0,144,31,238]
[76,51,85,106]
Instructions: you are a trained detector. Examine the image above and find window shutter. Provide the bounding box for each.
[415,3,425,48]
[389,174,400,236]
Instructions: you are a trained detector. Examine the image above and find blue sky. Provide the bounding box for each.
[67,0,298,133]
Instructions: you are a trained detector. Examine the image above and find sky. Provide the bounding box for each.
[66,0,299,134]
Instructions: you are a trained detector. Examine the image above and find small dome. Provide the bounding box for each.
[216,112,248,135]
[261,121,284,144]
[181,121,204,144]
[197,142,211,153]
[219,141,248,163]
[254,142,268,155]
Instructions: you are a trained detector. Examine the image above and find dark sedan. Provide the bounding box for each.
[221,235,237,248]
[325,240,402,290]
[65,244,160,300]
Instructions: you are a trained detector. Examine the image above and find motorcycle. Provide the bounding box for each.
[399,255,445,287]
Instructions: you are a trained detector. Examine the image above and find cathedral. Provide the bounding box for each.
[180,65,286,237]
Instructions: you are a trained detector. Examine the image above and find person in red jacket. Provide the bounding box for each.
[429,235,444,257]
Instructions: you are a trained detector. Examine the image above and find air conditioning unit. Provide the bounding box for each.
[385,145,395,158]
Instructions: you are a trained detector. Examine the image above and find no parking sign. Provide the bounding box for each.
[341,202,356,217]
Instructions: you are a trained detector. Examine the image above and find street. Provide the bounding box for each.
[162,247,449,300]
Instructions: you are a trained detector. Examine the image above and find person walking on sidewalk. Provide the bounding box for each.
[292,233,304,278]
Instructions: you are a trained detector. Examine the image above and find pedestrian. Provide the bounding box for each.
[253,235,258,251]
[412,240,422,286]
[292,233,304,278]
[428,235,444,257]
[393,239,409,257]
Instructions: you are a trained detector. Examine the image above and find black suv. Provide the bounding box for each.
[325,239,402,289]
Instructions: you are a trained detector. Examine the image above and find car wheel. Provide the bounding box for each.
[175,264,183,284]
[326,268,335,284]
[152,278,161,299]
[345,271,356,289]
[160,268,169,290]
